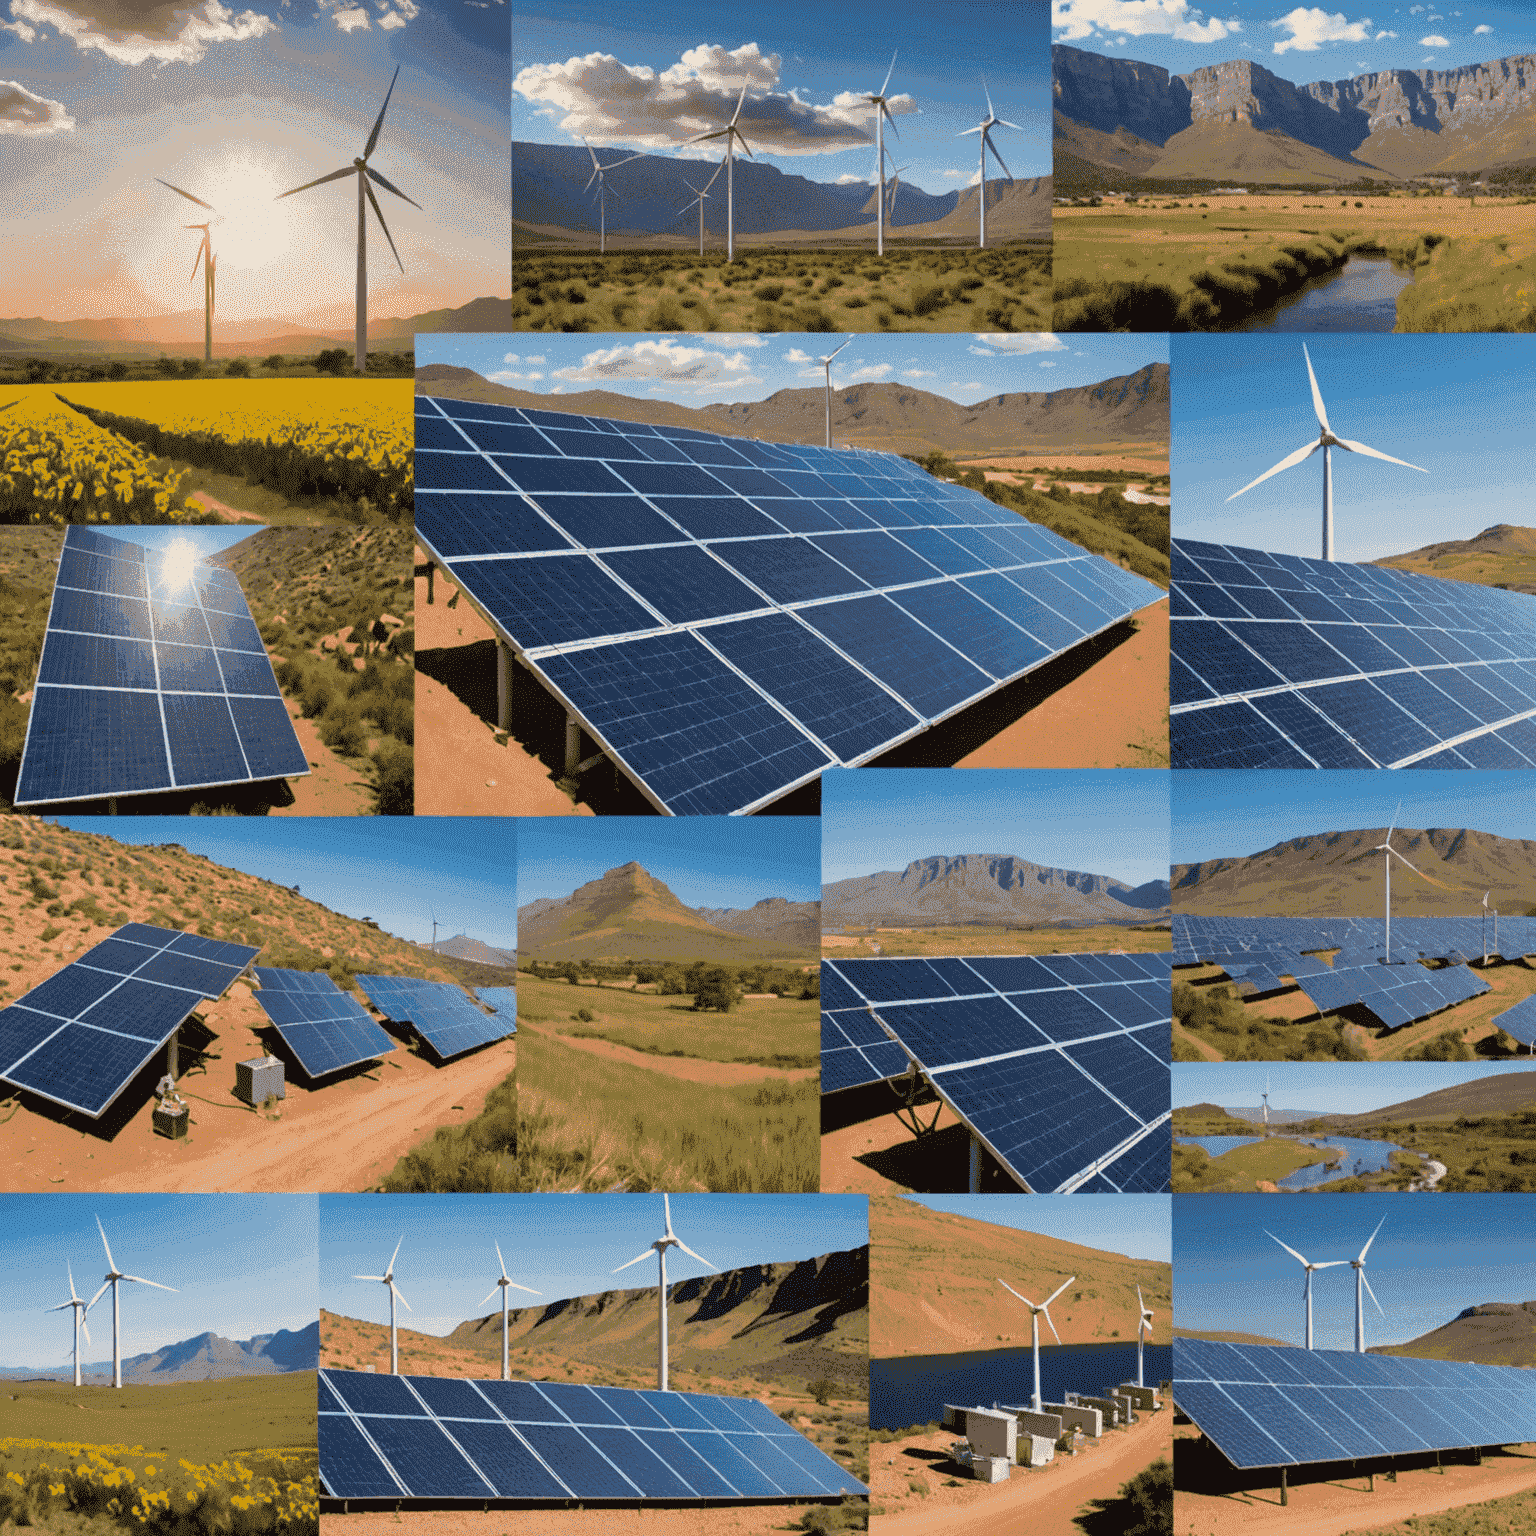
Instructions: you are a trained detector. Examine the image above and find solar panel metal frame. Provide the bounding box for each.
[415,397,1167,815]
[250,966,398,1078]
[15,525,309,807]
[354,975,513,1059]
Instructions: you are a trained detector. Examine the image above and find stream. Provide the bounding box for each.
[1232,255,1412,332]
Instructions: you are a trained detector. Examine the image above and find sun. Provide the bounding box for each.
[159,538,197,593]
[197,155,299,273]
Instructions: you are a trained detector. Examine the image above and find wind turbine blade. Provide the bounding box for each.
[672,1238,716,1271]
[583,136,601,173]
[276,165,355,199]
[391,1282,412,1312]
[613,1248,655,1273]
[998,118,1024,131]
[1311,1260,1349,1269]
[122,1276,178,1292]
[1358,1215,1386,1262]
[156,178,215,211]
[495,1240,509,1280]
[48,1300,74,1313]
[364,63,401,161]
[882,101,900,142]
[96,1217,116,1273]
[1361,1270,1385,1314]
[1264,1229,1311,1268]
[389,1235,405,1275]
[479,1285,502,1307]
[1333,437,1429,473]
[1040,1305,1062,1346]
[190,243,205,285]
[702,157,726,194]
[509,1281,541,1295]
[68,1263,78,1301]
[1137,1285,1144,1309]
[959,124,984,138]
[879,49,898,98]
[983,75,995,119]
[985,133,1014,181]
[728,83,747,127]
[79,1316,90,1345]
[1387,800,1401,842]
[353,1274,386,1282]
[663,1193,673,1235]
[366,166,423,211]
[829,334,854,360]
[734,131,756,159]
[1226,437,1323,500]
[88,1283,111,1309]
[997,1279,1037,1308]
[1044,1275,1075,1308]
[585,166,600,192]
[1302,343,1332,434]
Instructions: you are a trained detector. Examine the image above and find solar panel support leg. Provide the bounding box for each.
[497,642,511,731]
[968,1133,981,1194]
[167,1030,178,1082]
[426,563,434,605]
[565,716,581,776]
[1387,1460,1396,1483]
[1368,1471,1373,1491]
[1436,1450,1442,1475]
[1280,1467,1287,1507]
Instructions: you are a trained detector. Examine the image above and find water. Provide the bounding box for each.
[871,1342,1174,1431]
[1234,255,1412,332]
[1174,1133,1413,1189]
[1178,1135,1260,1157]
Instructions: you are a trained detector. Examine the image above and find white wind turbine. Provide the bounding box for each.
[1135,1286,1155,1388]
[612,1195,717,1391]
[1261,1073,1271,1132]
[49,1264,95,1388]
[155,179,219,364]
[1265,1229,1347,1349]
[676,158,726,257]
[884,164,909,226]
[1225,343,1428,561]
[958,77,1021,250]
[818,335,854,449]
[687,85,755,262]
[1349,1217,1387,1353]
[354,1236,412,1375]
[88,1216,177,1390]
[275,65,423,375]
[1374,803,1424,964]
[998,1273,1073,1413]
[479,1240,540,1382]
[863,51,901,257]
[583,138,644,255]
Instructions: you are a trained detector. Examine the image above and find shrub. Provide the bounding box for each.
[225,356,251,378]
[373,739,413,815]
[808,1376,835,1406]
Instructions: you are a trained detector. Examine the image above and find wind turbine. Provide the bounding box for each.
[818,335,854,449]
[88,1216,177,1390]
[1135,1286,1155,1388]
[1225,343,1428,561]
[1374,804,1423,964]
[687,85,755,262]
[998,1274,1073,1413]
[479,1241,539,1382]
[612,1195,717,1391]
[354,1236,411,1375]
[1261,1074,1271,1133]
[429,901,439,955]
[1349,1217,1387,1352]
[884,164,910,226]
[275,65,423,375]
[863,51,901,257]
[1265,1230,1347,1349]
[676,159,725,257]
[156,180,218,364]
[583,138,644,255]
[48,1264,94,1388]
[959,77,1021,250]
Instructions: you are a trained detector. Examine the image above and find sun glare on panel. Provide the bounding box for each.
[160,538,197,591]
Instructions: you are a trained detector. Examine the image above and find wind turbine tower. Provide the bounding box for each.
[89,1217,177,1390]
[582,138,643,255]
[1349,1217,1387,1352]
[354,1236,412,1374]
[863,52,900,257]
[1261,1074,1271,1133]
[819,335,854,449]
[479,1241,539,1382]
[613,1195,717,1391]
[677,159,724,257]
[1136,1286,1155,1388]
[1225,344,1428,560]
[687,85,755,262]
[1265,1230,1346,1349]
[958,78,1021,250]
[998,1274,1073,1413]
[156,180,218,364]
[1374,804,1425,964]
[49,1264,95,1388]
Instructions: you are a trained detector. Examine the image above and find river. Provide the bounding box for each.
[1176,1133,1415,1189]
[1232,255,1412,332]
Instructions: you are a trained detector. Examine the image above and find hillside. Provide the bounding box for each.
[1318,1070,1536,1130]
[870,1194,1169,1359]
[693,898,821,950]
[1172,826,1536,917]
[424,933,518,969]
[1,1322,318,1386]
[825,853,1170,930]
[518,863,818,963]
[1377,524,1536,596]
[1373,1302,1536,1367]
[1173,1327,1288,1346]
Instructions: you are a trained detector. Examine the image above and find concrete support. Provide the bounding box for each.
[1281,1466,1288,1507]
[968,1133,982,1193]
[496,642,511,731]
[1111,1393,1135,1425]
[564,716,581,777]
[108,797,118,815]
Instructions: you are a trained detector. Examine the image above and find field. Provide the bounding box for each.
[1051,194,1536,331]
[512,247,1051,334]
[823,925,1171,958]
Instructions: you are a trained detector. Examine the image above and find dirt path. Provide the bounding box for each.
[188,490,262,524]
[1174,1021,1225,1062]
[545,1030,815,1086]
[270,700,377,815]
[321,1504,832,1535]
[821,1102,966,1194]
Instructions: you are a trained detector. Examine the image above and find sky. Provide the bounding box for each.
[1175,1193,1536,1350]
[516,817,820,909]
[1171,334,1536,563]
[52,816,517,950]
[1053,0,1535,83]
[512,0,1049,199]
[905,1194,1171,1262]
[87,524,266,557]
[0,1194,317,1370]
[821,769,1172,888]
[420,331,1167,405]
[0,0,508,323]
[1174,1060,1536,1112]
[320,1193,868,1338]
[1171,769,1536,863]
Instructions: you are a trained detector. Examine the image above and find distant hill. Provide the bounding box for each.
[1377,524,1536,596]
[1173,1327,1288,1346]
[1373,1302,1536,1367]
[1318,1071,1536,1130]
[518,862,819,963]
[426,934,518,969]
[1172,826,1536,917]
[825,853,1170,931]
[1221,1106,1328,1126]
[0,1323,318,1385]
[693,898,820,950]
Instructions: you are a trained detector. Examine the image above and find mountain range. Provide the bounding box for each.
[824,853,1170,930]
[1374,1302,1536,1367]
[415,362,1169,457]
[0,1323,318,1385]
[422,933,518,969]
[1313,1070,1536,1130]
[1172,826,1536,917]
[517,862,819,962]
[1054,43,1536,182]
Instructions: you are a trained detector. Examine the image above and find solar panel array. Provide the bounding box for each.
[1170,538,1536,770]
[1174,914,1533,966]
[15,526,308,806]
[415,396,1166,814]
[473,987,520,1025]
[251,967,397,1078]
[1174,1339,1536,1469]
[0,923,259,1116]
[1300,959,1488,1027]
[354,976,511,1059]
[1492,996,1536,1048]
[823,954,1172,1193]
[319,1370,868,1502]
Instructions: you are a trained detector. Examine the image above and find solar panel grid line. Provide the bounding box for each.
[395,1376,503,1498]
[458,1380,581,1497]
[1055,1113,1175,1194]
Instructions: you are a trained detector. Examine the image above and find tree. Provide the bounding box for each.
[693,968,741,1013]
[179,357,201,377]
[314,347,350,376]
[262,354,286,371]
[106,361,128,380]
[225,357,252,378]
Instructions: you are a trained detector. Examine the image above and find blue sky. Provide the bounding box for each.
[513,0,1048,197]
[54,817,517,950]
[0,1194,317,1370]
[1054,1,1533,84]
[1175,1193,1536,1350]
[321,1193,868,1338]
[1174,1060,1536,1112]
[517,817,820,909]
[1171,770,1536,863]
[1,0,507,322]
[420,332,1167,406]
[821,769,1172,888]
[905,1194,1170,1262]
[1171,334,1536,563]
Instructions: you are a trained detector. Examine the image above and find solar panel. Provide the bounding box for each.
[1171,539,1536,769]
[473,987,520,1024]
[823,954,1170,1192]
[1173,1339,1536,1469]
[0,923,259,1115]
[15,526,308,806]
[251,967,397,1077]
[354,975,512,1059]
[319,1370,868,1502]
[416,397,1167,814]
[1492,996,1536,1048]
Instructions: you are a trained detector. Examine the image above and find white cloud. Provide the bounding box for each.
[695,333,768,347]
[526,354,546,364]
[379,10,406,26]
[1270,8,1377,54]
[489,370,544,382]
[940,168,972,180]
[1039,360,1058,367]
[952,381,982,391]
[1409,3,1424,12]
[1419,32,1449,45]
[903,368,936,378]
[834,172,870,184]
[783,348,813,364]
[968,345,995,356]
[971,332,1070,354]
[847,363,892,380]
[333,6,370,30]
[1474,23,1492,33]
[0,79,73,134]
[1052,0,1241,44]
[1,17,37,38]
[551,337,759,387]
[1374,30,1396,39]
[10,0,275,65]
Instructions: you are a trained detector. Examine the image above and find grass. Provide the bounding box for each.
[1336,1478,1536,1535]
[1173,980,1366,1062]
[1287,1107,1536,1194]
[1172,1135,1343,1192]
[824,923,1170,958]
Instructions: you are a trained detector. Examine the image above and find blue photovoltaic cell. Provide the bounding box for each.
[474,987,519,1019]
[353,976,511,1059]
[446,554,660,651]
[251,967,396,1077]
[600,545,770,624]
[414,491,575,558]
[1493,994,1536,1047]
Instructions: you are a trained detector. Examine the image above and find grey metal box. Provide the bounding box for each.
[237,1055,286,1106]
